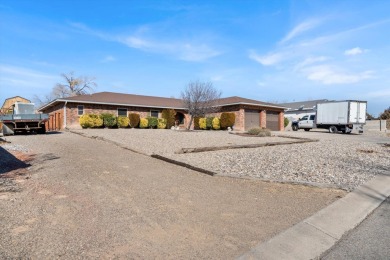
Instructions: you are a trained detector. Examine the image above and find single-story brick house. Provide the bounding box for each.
[38,92,286,131]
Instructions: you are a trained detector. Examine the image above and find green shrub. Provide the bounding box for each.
[129,113,140,128]
[117,116,129,128]
[161,109,176,129]
[284,117,289,127]
[90,114,103,128]
[79,114,93,128]
[100,113,117,128]
[157,118,167,129]
[247,128,271,137]
[194,117,201,130]
[212,117,220,130]
[199,118,207,130]
[206,117,214,130]
[220,112,235,129]
[140,118,148,128]
[146,117,158,128]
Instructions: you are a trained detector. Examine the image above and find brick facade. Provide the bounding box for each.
[41,101,285,131]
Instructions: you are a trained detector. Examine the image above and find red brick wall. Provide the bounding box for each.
[278,111,285,131]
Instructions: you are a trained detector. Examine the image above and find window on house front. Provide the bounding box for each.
[150,110,159,118]
[77,105,84,116]
[118,108,127,117]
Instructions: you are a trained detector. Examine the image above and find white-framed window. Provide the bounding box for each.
[77,105,84,116]
[118,108,128,117]
[150,110,159,118]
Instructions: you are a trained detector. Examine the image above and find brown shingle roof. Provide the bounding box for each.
[39,92,285,111]
[63,92,184,109]
[217,96,285,108]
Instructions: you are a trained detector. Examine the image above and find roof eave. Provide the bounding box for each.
[218,102,286,110]
[39,99,187,111]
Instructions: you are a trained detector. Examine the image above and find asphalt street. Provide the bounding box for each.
[322,196,390,259]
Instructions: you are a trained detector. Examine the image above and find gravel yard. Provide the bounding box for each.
[0,132,345,258]
[74,129,390,191]
[71,129,293,155]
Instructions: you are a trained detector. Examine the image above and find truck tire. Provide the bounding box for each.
[38,125,46,134]
[329,126,338,133]
[292,124,298,131]
[304,128,310,131]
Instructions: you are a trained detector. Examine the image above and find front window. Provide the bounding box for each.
[300,115,308,120]
[77,105,84,116]
[150,110,159,118]
[309,115,315,120]
[118,108,127,117]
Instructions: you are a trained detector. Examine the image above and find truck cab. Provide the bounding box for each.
[292,114,315,131]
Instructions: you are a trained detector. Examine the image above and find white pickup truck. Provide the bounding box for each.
[291,100,367,134]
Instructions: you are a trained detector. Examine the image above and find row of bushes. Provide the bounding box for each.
[193,112,235,130]
[80,113,168,129]
[80,111,236,130]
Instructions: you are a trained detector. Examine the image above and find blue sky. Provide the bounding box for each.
[1,0,389,116]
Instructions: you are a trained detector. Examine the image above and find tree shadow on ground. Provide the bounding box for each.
[0,146,31,175]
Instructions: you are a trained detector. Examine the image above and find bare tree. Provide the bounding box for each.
[54,72,96,97]
[34,72,97,107]
[181,80,222,130]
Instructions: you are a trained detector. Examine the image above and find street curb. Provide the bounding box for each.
[237,173,390,260]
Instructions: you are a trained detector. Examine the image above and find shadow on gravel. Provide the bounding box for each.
[0,146,31,175]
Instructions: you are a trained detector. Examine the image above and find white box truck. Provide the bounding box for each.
[292,100,367,134]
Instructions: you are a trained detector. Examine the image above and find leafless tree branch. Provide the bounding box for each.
[181,80,222,129]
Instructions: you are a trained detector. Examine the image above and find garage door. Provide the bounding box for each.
[266,111,279,131]
[245,110,260,130]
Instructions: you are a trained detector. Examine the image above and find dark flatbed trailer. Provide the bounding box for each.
[0,114,49,135]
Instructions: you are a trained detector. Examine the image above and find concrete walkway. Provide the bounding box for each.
[238,173,390,260]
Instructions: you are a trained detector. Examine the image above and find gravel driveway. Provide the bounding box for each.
[74,129,390,191]
[0,132,344,259]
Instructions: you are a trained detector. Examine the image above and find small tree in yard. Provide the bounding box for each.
[161,109,176,129]
[181,80,222,130]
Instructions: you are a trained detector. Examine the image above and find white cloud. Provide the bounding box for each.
[101,55,116,63]
[121,36,221,62]
[70,22,221,62]
[344,47,365,56]
[294,56,329,71]
[249,51,285,66]
[280,19,321,44]
[302,65,374,84]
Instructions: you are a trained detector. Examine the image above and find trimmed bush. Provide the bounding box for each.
[161,109,176,129]
[140,118,148,128]
[79,114,103,128]
[199,118,207,130]
[79,114,93,128]
[100,113,117,128]
[206,117,214,130]
[247,127,271,137]
[284,117,289,127]
[212,117,220,130]
[146,117,158,128]
[117,116,130,128]
[194,117,201,130]
[157,118,167,129]
[220,112,235,129]
[129,113,140,128]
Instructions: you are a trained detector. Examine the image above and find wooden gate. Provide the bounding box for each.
[45,112,62,131]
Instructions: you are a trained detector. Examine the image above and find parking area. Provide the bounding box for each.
[0,131,346,258]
